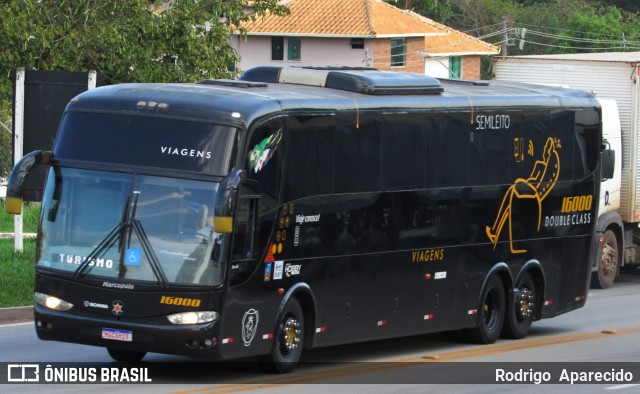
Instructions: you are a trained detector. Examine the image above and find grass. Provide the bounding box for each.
[0,200,39,307]
[0,200,40,233]
[0,238,36,307]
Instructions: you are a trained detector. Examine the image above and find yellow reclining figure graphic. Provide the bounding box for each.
[486,137,561,254]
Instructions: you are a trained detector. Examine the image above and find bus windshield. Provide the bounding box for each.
[37,167,225,286]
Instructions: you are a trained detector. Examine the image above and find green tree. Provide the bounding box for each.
[0,0,288,101]
[547,7,639,53]
[0,0,288,179]
[388,0,453,23]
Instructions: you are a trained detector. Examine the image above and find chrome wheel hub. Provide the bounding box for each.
[282,318,301,351]
[518,288,534,319]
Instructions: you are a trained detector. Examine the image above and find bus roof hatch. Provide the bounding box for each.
[240,66,444,95]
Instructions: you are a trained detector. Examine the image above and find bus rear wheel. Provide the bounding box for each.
[463,275,505,344]
[258,298,304,373]
[501,272,536,339]
[107,347,146,362]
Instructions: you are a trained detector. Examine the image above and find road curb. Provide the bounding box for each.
[0,306,33,324]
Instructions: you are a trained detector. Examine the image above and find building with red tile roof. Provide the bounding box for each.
[233,0,499,79]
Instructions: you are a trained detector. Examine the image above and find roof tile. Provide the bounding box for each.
[242,0,499,55]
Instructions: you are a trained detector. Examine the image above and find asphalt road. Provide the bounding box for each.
[1,269,639,393]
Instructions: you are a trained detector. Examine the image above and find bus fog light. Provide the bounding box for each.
[167,311,219,325]
[35,292,74,311]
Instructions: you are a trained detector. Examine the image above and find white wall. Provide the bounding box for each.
[233,36,374,71]
[424,57,451,78]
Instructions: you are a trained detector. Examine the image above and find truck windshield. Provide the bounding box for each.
[37,167,225,286]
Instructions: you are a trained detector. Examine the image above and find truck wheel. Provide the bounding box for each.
[463,275,505,344]
[592,229,618,289]
[501,272,536,339]
[258,298,304,373]
[107,347,146,362]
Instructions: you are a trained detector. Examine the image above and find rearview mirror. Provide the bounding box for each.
[601,149,615,181]
[213,169,243,233]
[5,150,52,214]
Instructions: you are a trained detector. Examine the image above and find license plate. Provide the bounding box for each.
[101,328,132,342]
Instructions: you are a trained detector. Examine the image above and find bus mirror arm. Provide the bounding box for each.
[601,149,615,181]
[5,150,52,215]
[214,169,243,234]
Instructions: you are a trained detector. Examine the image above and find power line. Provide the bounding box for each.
[517,22,640,41]
[525,30,640,46]
[520,40,640,51]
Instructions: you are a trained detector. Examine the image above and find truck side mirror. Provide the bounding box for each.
[5,150,52,215]
[601,149,615,180]
[213,169,243,234]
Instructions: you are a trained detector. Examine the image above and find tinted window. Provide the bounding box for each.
[287,37,301,61]
[284,117,334,201]
[55,112,236,176]
[334,121,380,193]
[271,37,284,60]
[391,38,406,67]
[245,119,286,252]
[425,114,468,188]
[380,118,426,191]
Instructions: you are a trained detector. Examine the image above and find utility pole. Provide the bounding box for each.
[13,68,25,252]
[501,18,508,56]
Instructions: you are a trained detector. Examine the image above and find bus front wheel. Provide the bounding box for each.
[107,347,146,362]
[501,272,536,339]
[463,275,505,344]
[258,298,304,373]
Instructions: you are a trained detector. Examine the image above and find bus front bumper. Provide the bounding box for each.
[34,303,224,359]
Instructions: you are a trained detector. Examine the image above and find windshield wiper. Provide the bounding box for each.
[71,224,123,280]
[131,218,168,287]
[73,189,169,288]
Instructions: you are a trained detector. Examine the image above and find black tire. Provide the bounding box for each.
[462,275,506,344]
[107,347,146,362]
[258,298,304,374]
[501,272,536,339]
[591,229,619,289]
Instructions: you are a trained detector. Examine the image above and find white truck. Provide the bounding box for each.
[493,52,640,288]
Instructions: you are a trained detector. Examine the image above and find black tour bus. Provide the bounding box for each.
[6,66,613,372]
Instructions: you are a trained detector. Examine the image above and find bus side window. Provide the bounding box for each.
[244,119,285,267]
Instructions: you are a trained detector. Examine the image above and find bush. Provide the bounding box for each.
[0,238,36,307]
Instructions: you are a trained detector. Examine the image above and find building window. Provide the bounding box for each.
[351,38,364,49]
[449,57,461,78]
[272,37,284,61]
[288,37,301,61]
[390,38,406,67]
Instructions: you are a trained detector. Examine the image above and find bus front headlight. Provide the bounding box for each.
[167,311,219,325]
[35,292,74,311]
